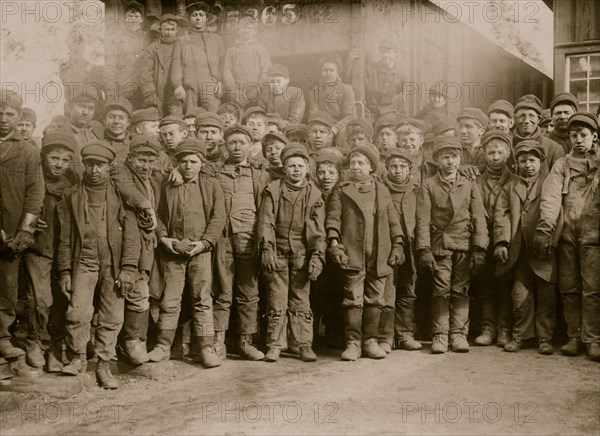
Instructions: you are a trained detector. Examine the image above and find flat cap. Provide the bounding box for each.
[374,112,398,133]
[160,13,181,25]
[19,107,37,125]
[457,107,489,127]
[262,131,288,149]
[481,131,512,149]
[267,64,290,77]
[345,118,374,139]
[186,1,210,14]
[385,148,415,165]
[432,135,462,157]
[308,111,334,128]
[432,119,455,136]
[129,135,161,155]
[567,112,598,132]
[224,124,253,141]
[175,138,206,158]
[81,142,116,163]
[551,92,579,113]
[123,0,144,15]
[514,100,543,116]
[514,140,545,160]
[348,145,379,170]
[195,112,224,130]
[487,99,514,118]
[70,86,100,105]
[280,142,310,163]
[132,107,159,124]
[42,132,76,153]
[104,99,133,117]
[242,106,267,124]
[397,117,427,133]
[159,115,186,129]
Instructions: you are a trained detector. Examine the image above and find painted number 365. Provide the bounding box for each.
[225,4,298,30]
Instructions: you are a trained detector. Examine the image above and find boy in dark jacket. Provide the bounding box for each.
[258,143,326,362]
[325,145,405,361]
[416,136,488,354]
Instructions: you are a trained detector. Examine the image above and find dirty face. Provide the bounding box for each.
[160,21,178,42]
[515,109,540,137]
[435,150,461,176]
[316,162,339,192]
[197,126,223,153]
[104,109,131,137]
[135,120,160,140]
[552,104,575,132]
[517,153,541,178]
[83,159,110,184]
[308,123,333,150]
[284,156,309,185]
[569,125,596,156]
[457,118,485,147]
[347,132,370,149]
[69,102,96,128]
[129,153,157,181]
[177,153,204,181]
[348,153,372,179]
[189,9,207,31]
[263,139,286,167]
[377,127,397,152]
[226,133,252,163]
[161,124,187,151]
[398,132,424,156]
[269,75,289,96]
[488,112,514,133]
[43,147,73,178]
[483,140,510,171]
[0,106,20,137]
[321,62,339,83]
[124,9,143,32]
[16,120,34,140]
[386,157,411,184]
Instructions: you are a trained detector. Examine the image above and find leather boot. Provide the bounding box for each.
[560,337,582,356]
[46,340,64,373]
[0,339,25,359]
[147,329,176,362]
[199,336,220,368]
[96,359,118,389]
[587,343,600,361]
[496,328,512,347]
[120,310,149,364]
[474,326,496,346]
[341,307,362,361]
[26,339,45,368]
[238,334,264,361]
[289,310,316,362]
[398,337,422,351]
[214,331,226,360]
[377,306,394,353]
[362,306,386,359]
[62,353,87,375]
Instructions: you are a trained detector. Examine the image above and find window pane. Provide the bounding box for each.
[590,55,600,78]
[570,56,588,80]
[589,103,598,115]
[589,79,600,102]
[569,80,588,102]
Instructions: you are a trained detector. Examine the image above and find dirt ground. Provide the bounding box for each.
[0,343,598,435]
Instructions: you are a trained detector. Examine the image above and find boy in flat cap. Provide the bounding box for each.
[211,125,269,361]
[17,107,38,147]
[456,107,488,167]
[131,107,161,140]
[380,148,422,352]
[396,118,437,185]
[140,14,181,117]
[487,100,515,134]
[535,112,600,360]
[513,97,564,171]
[374,113,398,156]
[0,89,44,360]
[149,138,225,367]
[258,143,326,362]
[57,142,140,388]
[325,145,405,361]
[172,2,224,114]
[416,136,488,354]
[22,133,77,369]
[196,112,227,170]
[345,118,374,150]
[309,53,355,137]
[285,124,309,147]
[103,99,133,161]
[548,92,579,153]
[494,140,557,355]
[262,64,306,127]
[261,131,289,180]
[243,107,270,163]
[472,131,517,347]
[159,115,188,172]
[223,14,272,105]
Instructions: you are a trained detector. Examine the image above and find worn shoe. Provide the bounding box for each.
[496,328,512,347]
[121,339,149,365]
[46,342,63,373]
[238,335,264,361]
[147,344,171,362]
[26,340,45,368]
[264,347,281,362]
[62,354,87,375]
[474,327,495,346]
[398,337,422,351]
[214,332,226,360]
[200,347,221,369]
[362,339,386,359]
[538,338,554,355]
[0,339,25,359]
[587,343,600,361]
[431,334,448,354]
[341,341,361,361]
[451,335,470,353]
[378,341,392,354]
[504,338,524,352]
[560,338,582,356]
[96,360,118,389]
[299,346,317,362]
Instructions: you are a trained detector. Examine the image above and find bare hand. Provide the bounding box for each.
[160,237,178,254]
[174,86,186,102]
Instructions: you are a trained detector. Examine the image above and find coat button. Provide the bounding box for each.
[118,226,123,231]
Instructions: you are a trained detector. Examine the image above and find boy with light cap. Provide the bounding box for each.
[211,125,270,361]
[22,133,77,370]
[494,140,557,355]
[171,2,224,113]
[487,99,514,134]
[380,148,422,352]
[149,138,225,368]
[0,89,44,360]
[472,131,517,347]
[535,112,600,361]
[262,64,306,127]
[456,107,489,166]
[416,136,488,354]
[57,142,140,388]
[103,99,133,161]
[140,13,181,116]
[258,143,326,362]
[548,92,579,153]
[325,145,405,361]
[131,107,160,140]
[261,131,289,180]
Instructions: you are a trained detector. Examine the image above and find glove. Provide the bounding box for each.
[458,165,481,180]
[59,271,72,301]
[172,238,194,254]
[117,268,136,298]
[418,248,437,274]
[144,93,159,108]
[261,246,278,273]
[327,244,349,269]
[144,208,158,232]
[533,231,552,260]
[138,209,155,233]
[470,248,487,275]
[7,230,35,254]
[308,252,324,281]
[388,244,405,266]
[493,244,509,264]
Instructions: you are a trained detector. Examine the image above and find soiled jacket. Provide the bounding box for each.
[512,127,565,171]
[385,177,419,273]
[0,131,45,239]
[56,181,140,277]
[494,170,560,282]
[257,179,326,254]
[416,173,488,255]
[140,38,177,101]
[325,179,403,277]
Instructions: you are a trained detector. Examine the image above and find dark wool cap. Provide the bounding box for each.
[129,135,161,155]
[261,132,288,150]
[345,118,374,139]
[397,118,427,133]
[42,132,76,153]
[432,119,455,136]
[315,147,344,173]
[132,107,159,124]
[457,107,489,127]
[195,112,224,130]
[81,142,116,163]
[242,106,267,124]
[19,107,37,125]
[160,13,181,25]
[175,138,206,158]
[374,112,398,134]
[308,111,334,129]
[432,135,462,157]
[514,140,545,160]
[123,0,144,15]
[280,142,310,163]
[487,99,514,118]
[104,99,133,118]
[348,145,379,170]
[481,131,512,149]
[551,92,579,113]
[385,148,415,165]
[224,124,253,141]
[567,112,598,132]
[159,115,186,129]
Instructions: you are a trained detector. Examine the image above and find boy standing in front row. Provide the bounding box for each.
[416,136,488,354]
